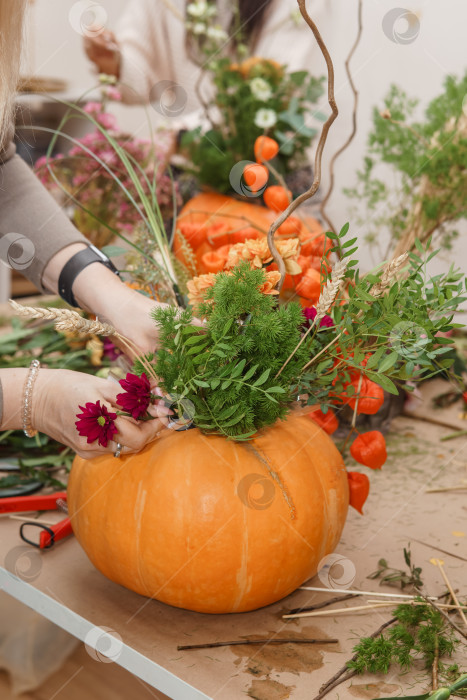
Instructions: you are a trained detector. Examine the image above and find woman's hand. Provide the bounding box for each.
[97,284,168,356]
[83,29,121,77]
[32,369,167,459]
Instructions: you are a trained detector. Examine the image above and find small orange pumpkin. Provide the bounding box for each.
[68,414,349,614]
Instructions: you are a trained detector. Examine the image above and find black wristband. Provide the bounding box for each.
[58,245,119,308]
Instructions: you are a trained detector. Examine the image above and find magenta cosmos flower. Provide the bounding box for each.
[116,372,152,420]
[303,306,334,328]
[75,400,118,447]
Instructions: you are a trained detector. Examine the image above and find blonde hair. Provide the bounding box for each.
[0,0,28,149]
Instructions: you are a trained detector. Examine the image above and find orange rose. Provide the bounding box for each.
[259,270,281,295]
[276,238,302,275]
[225,238,271,269]
[187,273,217,310]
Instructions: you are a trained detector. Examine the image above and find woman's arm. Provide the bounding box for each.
[0,134,88,292]
[0,131,166,354]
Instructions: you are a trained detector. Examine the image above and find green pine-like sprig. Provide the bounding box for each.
[151,263,311,439]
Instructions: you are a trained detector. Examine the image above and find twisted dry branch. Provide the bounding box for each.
[267,0,339,292]
[319,0,363,235]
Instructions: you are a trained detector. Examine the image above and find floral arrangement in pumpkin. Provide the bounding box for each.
[35,85,178,249]
[179,0,324,193]
[62,225,466,516]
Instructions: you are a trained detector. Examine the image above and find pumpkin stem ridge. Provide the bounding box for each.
[243,442,296,520]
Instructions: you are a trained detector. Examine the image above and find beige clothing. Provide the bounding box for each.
[116,0,331,114]
[0,122,87,424]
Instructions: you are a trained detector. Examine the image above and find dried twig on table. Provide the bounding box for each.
[319,0,363,235]
[311,617,398,700]
[177,638,338,651]
[366,600,464,610]
[298,585,436,599]
[286,593,358,616]
[286,599,466,620]
[285,602,402,619]
[425,484,467,492]
[407,537,467,563]
[267,0,339,291]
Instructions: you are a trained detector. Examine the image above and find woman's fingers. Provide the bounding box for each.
[112,415,166,453]
[71,377,170,458]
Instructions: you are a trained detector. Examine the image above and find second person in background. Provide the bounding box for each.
[83,0,331,118]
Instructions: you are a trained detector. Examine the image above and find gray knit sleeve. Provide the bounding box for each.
[0,127,87,292]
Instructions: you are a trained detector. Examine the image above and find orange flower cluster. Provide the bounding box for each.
[187,269,281,313]
[225,237,302,275]
[186,273,217,311]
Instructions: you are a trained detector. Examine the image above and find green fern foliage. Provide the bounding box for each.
[151,263,311,439]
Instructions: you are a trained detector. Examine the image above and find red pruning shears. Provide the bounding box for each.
[0,491,73,549]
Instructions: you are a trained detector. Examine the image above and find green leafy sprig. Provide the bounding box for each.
[299,232,467,415]
[151,264,312,439]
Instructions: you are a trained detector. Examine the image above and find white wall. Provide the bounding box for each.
[25,0,467,278]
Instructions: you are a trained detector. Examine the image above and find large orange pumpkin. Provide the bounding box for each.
[68,414,348,614]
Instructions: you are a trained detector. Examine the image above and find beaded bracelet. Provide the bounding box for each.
[22,359,40,438]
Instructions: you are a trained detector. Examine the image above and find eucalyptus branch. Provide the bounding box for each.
[267,0,339,291]
[319,0,363,235]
